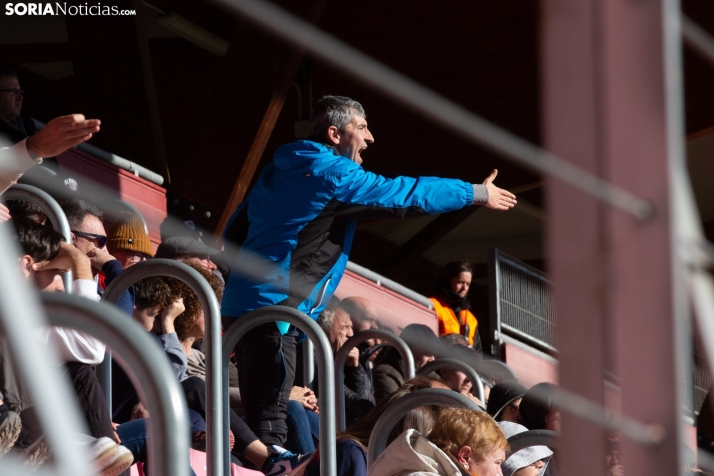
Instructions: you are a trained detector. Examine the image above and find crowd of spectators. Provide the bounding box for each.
[0,75,704,476]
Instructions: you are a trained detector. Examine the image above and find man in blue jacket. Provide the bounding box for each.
[222,96,516,458]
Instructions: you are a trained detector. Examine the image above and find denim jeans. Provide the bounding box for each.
[285,400,319,454]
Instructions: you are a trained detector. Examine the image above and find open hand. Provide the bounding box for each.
[0,204,10,223]
[482,169,517,210]
[26,114,100,159]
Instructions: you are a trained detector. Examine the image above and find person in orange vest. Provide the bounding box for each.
[430,261,482,354]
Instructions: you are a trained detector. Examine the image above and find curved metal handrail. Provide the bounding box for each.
[224,306,336,476]
[334,329,415,432]
[367,388,482,466]
[480,358,518,382]
[102,259,223,476]
[507,429,559,453]
[4,183,74,291]
[42,292,191,476]
[416,358,485,403]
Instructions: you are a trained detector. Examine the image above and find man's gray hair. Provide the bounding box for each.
[309,95,366,137]
[317,307,336,333]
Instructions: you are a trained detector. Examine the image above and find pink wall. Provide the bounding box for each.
[333,270,437,334]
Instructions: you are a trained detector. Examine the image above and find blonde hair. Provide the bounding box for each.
[428,407,509,461]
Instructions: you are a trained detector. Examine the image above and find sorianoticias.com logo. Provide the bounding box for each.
[4,3,136,16]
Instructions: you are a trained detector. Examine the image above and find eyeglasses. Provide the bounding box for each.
[0,88,24,96]
[72,230,107,248]
[126,252,151,263]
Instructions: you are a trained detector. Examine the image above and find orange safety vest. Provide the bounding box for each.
[429,297,478,346]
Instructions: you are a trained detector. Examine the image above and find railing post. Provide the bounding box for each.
[42,293,191,476]
[416,358,484,403]
[366,388,481,466]
[223,306,336,476]
[102,259,223,476]
[302,338,315,387]
[3,183,74,292]
[334,329,414,432]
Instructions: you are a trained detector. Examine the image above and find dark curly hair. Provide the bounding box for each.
[166,263,223,342]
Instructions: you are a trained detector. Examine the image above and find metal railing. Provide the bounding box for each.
[223,306,336,476]
[488,248,555,353]
[507,429,559,453]
[416,358,484,403]
[334,329,415,432]
[42,293,191,476]
[366,388,482,466]
[3,183,74,291]
[102,259,223,476]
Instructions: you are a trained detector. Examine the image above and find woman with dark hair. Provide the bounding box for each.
[430,261,482,353]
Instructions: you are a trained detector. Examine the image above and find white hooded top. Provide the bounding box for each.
[368,429,463,476]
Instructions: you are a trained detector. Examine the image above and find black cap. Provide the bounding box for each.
[155,236,220,259]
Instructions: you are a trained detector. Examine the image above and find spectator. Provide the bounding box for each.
[517,383,560,432]
[0,114,100,195]
[61,199,135,316]
[370,406,508,476]
[0,69,34,146]
[3,218,132,472]
[303,376,449,476]
[106,212,153,269]
[340,297,378,417]
[318,307,374,424]
[498,421,552,476]
[487,381,527,423]
[440,333,470,348]
[155,236,219,273]
[372,324,442,402]
[221,95,516,455]
[430,261,482,353]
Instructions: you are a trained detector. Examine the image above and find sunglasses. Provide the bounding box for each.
[72,230,107,248]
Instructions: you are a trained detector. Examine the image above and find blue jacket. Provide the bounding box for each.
[221,140,474,326]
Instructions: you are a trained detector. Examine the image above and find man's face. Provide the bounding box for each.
[132,305,162,332]
[73,214,107,256]
[0,75,22,123]
[113,249,151,270]
[329,309,354,349]
[330,115,374,165]
[352,304,378,334]
[413,351,435,370]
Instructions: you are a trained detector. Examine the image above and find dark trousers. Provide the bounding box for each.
[235,323,298,447]
[64,362,114,439]
[181,376,259,454]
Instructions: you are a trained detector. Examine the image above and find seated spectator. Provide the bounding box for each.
[487,381,527,423]
[60,199,136,314]
[302,376,449,476]
[318,307,374,424]
[3,218,131,472]
[340,297,378,412]
[155,236,219,274]
[370,406,508,476]
[498,421,552,476]
[517,383,560,432]
[429,261,482,354]
[372,324,442,402]
[106,212,153,269]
